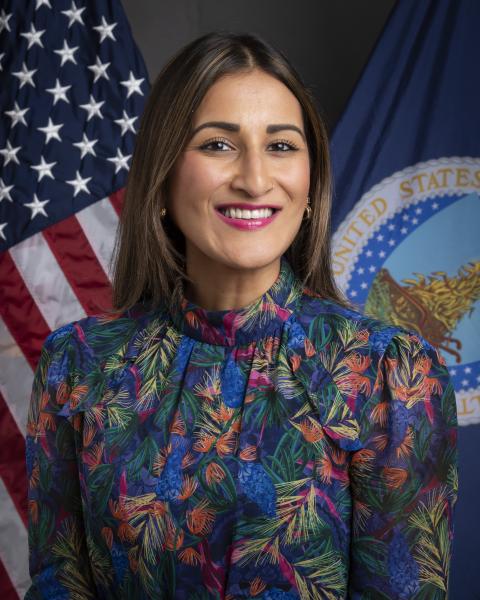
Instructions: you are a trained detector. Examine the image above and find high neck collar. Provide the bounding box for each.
[168,255,304,346]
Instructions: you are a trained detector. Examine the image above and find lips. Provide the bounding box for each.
[215,203,282,211]
[215,205,280,231]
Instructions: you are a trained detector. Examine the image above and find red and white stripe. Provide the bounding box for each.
[0,190,123,599]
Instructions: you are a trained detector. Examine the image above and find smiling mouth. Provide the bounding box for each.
[216,207,280,219]
[214,206,281,231]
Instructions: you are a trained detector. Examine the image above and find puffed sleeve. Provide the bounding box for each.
[348,332,458,599]
[24,325,95,599]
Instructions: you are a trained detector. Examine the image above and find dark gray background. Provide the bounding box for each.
[120,0,396,132]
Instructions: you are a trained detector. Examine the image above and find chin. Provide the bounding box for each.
[186,237,290,273]
[214,252,283,272]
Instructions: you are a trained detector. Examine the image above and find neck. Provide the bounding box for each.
[183,251,282,311]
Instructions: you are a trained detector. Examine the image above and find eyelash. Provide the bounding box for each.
[199,137,299,152]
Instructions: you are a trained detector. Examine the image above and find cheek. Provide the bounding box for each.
[170,153,222,211]
[282,160,310,200]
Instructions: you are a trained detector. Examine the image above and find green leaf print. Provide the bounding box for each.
[127,436,159,480]
[89,464,115,516]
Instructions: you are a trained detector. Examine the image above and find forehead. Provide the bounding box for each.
[194,69,304,125]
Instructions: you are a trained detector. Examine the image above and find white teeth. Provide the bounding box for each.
[219,207,274,219]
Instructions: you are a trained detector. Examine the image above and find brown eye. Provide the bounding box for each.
[270,140,299,152]
[199,138,232,151]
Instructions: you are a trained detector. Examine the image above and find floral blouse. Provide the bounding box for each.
[25,255,458,599]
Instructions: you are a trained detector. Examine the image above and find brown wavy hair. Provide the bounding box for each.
[110,31,347,313]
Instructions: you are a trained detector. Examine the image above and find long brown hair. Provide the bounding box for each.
[111,31,347,313]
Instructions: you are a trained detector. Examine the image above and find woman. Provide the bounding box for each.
[26,32,458,599]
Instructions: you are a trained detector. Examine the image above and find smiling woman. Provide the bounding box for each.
[165,68,312,310]
[111,31,342,315]
[25,32,457,600]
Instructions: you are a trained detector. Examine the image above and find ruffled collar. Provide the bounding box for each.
[168,255,304,346]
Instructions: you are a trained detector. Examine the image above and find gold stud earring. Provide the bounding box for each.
[305,195,312,219]
[160,207,167,218]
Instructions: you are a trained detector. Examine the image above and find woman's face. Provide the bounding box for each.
[167,68,311,272]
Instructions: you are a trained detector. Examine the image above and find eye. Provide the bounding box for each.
[198,137,300,153]
[199,137,232,152]
[270,139,299,152]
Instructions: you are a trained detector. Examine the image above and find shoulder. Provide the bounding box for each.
[295,292,450,411]
[33,303,172,419]
[296,291,442,362]
[39,302,170,370]
[292,292,454,449]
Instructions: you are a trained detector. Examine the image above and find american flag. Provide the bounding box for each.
[0,1,149,596]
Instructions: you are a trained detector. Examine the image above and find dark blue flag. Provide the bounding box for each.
[330,1,479,598]
[0,0,149,252]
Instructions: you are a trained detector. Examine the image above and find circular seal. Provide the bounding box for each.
[332,157,480,426]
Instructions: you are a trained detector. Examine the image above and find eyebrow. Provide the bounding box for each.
[190,121,306,142]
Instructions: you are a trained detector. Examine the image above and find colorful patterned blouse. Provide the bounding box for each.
[25,255,458,599]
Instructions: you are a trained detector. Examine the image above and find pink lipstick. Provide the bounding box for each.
[215,207,280,231]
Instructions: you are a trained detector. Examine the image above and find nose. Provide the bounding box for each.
[230,147,273,198]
